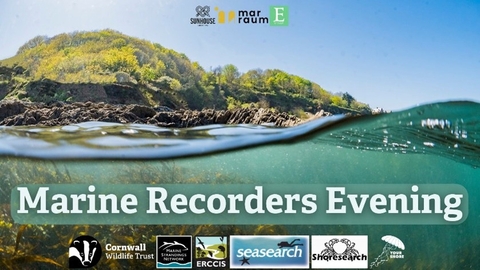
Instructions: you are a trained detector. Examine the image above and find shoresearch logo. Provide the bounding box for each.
[230,235,309,269]
[69,235,102,268]
[311,235,368,269]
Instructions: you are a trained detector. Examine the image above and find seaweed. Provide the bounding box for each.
[0,157,288,269]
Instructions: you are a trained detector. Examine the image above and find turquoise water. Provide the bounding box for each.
[0,101,479,269]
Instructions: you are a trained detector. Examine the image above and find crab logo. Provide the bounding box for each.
[69,235,102,268]
[321,238,359,257]
[311,235,368,269]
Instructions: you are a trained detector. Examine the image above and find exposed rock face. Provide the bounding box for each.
[0,101,302,127]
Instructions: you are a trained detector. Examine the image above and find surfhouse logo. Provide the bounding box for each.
[195,236,228,268]
[156,235,192,269]
[69,235,102,268]
[311,235,368,269]
[190,6,215,26]
[370,235,405,268]
[230,235,309,269]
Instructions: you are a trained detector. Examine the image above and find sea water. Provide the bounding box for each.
[0,101,478,269]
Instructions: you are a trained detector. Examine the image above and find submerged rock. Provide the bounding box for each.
[0,100,305,127]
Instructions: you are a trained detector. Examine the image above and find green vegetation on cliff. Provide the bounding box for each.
[0,29,370,114]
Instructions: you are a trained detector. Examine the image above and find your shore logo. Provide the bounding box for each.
[370,235,405,268]
[69,235,102,268]
[156,235,192,269]
[195,236,228,268]
[230,235,309,269]
[311,235,368,269]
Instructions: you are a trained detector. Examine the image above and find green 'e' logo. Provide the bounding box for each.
[270,6,289,26]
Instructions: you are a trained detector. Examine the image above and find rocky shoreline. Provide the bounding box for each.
[0,100,336,128]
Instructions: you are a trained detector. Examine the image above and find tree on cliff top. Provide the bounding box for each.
[1,29,370,113]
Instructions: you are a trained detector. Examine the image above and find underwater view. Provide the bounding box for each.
[0,101,479,269]
[0,0,478,268]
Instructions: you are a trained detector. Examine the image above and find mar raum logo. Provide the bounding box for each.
[195,236,228,268]
[156,235,192,269]
[370,235,405,268]
[230,235,309,269]
[69,235,102,268]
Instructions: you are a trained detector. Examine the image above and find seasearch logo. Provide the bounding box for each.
[230,235,309,269]
[69,235,102,268]
[370,235,405,268]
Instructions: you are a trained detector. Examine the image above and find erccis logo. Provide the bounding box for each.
[230,235,309,269]
[195,236,228,269]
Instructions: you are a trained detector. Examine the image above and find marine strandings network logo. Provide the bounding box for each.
[156,235,192,269]
[230,235,309,269]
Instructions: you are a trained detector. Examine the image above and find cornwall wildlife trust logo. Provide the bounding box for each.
[195,236,228,268]
[370,235,405,268]
[311,235,368,269]
[191,5,215,26]
[156,235,192,269]
[230,235,309,269]
[69,235,102,268]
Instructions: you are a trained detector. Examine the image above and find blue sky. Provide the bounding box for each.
[0,0,478,111]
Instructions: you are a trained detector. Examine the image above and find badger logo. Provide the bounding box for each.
[69,235,102,268]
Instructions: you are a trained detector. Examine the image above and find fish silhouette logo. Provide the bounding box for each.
[159,240,189,251]
[69,235,102,268]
